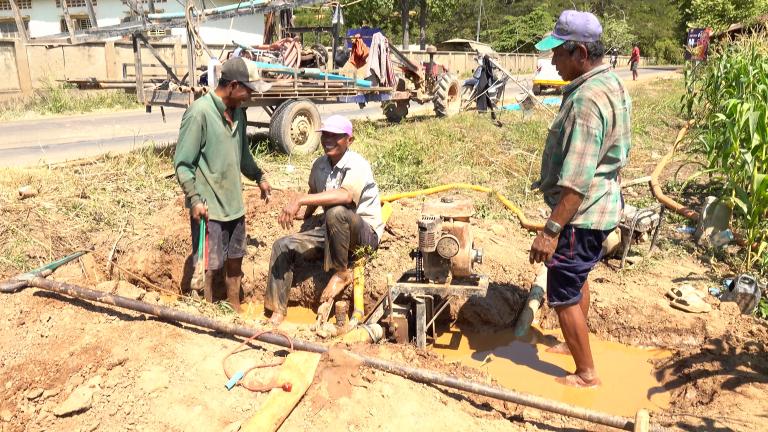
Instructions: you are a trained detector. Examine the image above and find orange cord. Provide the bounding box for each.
[222,329,295,392]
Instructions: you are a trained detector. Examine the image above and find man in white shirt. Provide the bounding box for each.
[265,115,384,325]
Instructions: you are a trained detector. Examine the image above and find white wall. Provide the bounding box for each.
[0,0,264,42]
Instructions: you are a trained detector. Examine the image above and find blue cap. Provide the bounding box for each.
[535,10,603,51]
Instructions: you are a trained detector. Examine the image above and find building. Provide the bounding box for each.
[0,0,265,45]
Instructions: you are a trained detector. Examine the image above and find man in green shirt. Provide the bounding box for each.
[174,57,272,312]
[531,11,632,388]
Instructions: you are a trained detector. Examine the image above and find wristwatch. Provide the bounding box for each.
[544,219,563,237]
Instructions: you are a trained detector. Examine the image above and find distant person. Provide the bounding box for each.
[533,10,632,388]
[264,115,384,326]
[629,44,640,80]
[608,47,618,69]
[174,57,273,311]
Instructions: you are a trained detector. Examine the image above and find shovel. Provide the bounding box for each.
[191,219,207,292]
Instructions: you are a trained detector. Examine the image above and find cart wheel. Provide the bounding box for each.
[383,100,409,123]
[532,84,542,96]
[269,99,321,155]
[433,73,461,117]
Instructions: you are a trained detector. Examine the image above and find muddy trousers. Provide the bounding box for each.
[265,206,378,315]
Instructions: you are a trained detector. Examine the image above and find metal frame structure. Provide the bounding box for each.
[365,270,489,349]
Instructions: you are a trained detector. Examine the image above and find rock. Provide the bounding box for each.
[490,224,505,236]
[67,376,85,388]
[0,408,12,422]
[105,356,128,371]
[96,280,145,300]
[86,376,102,388]
[115,281,145,300]
[53,383,96,417]
[41,388,60,400]
[143,291,161,304]
[26,388,44,400]
[4,381,12,390]
[137,366,169,394]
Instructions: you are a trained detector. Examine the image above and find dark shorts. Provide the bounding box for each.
[630,61,639,71]
[545,225,611,307]
[191,216,247,271]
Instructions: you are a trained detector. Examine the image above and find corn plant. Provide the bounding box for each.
[682,32,768,273]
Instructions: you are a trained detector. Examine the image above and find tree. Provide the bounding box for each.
[686,0,768,30]
[602,16,636,52]
[488,5,555,52]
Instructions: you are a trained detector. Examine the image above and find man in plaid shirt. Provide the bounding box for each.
[531,10,632,388]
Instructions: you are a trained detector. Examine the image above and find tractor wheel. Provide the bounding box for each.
[383,100,409,123]
[532,84,542,96]
[433,73,462,117]
[269,99,321,155]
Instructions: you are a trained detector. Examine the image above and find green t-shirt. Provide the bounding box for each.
[173,92,264,222]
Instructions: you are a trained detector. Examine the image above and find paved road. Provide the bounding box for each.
[0,67,677,167]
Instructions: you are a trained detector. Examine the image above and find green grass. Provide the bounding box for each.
[0,80,140,121]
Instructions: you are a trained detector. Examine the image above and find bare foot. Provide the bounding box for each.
[555,373,601,388]
[268,312,285,326]
[320,269,354,302]
[545,342,571,355]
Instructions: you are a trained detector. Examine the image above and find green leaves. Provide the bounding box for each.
[683,33,768,271]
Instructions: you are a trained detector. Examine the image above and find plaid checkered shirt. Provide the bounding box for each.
[536,64,632,231]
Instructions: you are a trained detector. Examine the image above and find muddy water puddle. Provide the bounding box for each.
[433,326,670,416]
[240,302,318,325]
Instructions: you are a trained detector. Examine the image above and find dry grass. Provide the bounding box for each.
[0,147,176,276]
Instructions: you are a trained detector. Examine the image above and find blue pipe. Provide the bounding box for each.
[147,0,266,20]
[252,61,372,88]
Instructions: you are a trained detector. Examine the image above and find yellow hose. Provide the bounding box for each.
[352,259,366,321]
[381,183,544,232]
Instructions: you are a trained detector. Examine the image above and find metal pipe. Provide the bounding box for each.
[17,277,664,432]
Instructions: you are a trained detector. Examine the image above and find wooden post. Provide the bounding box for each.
[13,39,33,95]
[173,37,182,77]
[60,0,77,43]
[105,41,118,79]
[132,33,145,104]
[8,0,28,42]
[84,0,98,29]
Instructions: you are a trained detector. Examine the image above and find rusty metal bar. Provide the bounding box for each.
[12,277,664,432]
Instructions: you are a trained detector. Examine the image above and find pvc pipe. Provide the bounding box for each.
[352,260,365,321]
[649,120,700,221]
[513,265,547,337]
[147,0,266,20]
[12,277,664,431]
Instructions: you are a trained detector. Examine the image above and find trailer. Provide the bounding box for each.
[33,0,462,154]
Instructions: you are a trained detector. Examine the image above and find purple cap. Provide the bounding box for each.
[535,10,603,51]
[317,115,353,136]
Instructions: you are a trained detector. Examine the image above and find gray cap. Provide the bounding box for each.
[220,57,271,93]
[535,10,603,51]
